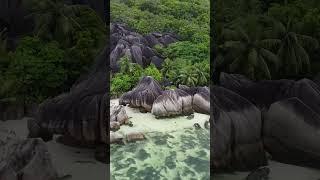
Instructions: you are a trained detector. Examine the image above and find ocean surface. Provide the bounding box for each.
[110,128,210,180]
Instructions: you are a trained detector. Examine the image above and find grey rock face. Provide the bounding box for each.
[212,85,267,171]
[220,73,320,111]
[0,129,58,180]
[193,87,210,114]
[110,105,129,125]
[110,23,177,72]
[119,76,163,112]
[151,89,193,117]
[263,98,320,168]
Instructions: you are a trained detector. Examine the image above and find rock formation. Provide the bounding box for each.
[110,23,178,71]
[0,129,58,180]
[110,105,129,125]
[263,98,320,168]
[193,86,210,114]
[220,73,320,111]
[151,89,193,117]
[119,76,162,112]
[211,86,267,171]
[215,72,320,171]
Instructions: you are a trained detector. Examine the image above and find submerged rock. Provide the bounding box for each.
[119,76,162,112]
[194,123,202,129]
[151,89,193,117]
[0,129,58,180]
[263,98,320,169]
[126,132,146,143]
[212,86,267,171]
[110,131,124,144]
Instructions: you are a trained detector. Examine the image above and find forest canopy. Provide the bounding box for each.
[110,0,210,97]
[214,0,320,81]
[0,0,106,106]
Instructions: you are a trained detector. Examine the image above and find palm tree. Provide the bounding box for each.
[161,58,175,78]
[25,0,82,44]
[216,15,280,80]
[174,69,198,87]
[266,19,319,78]
[193,63,209,86]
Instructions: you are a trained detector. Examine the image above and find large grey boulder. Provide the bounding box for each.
[193,87,210,114]
[110,23,177,72]
[263,98,320,168]
[119,76,162,112]
[0,129,58,180]
[220,73,320,112]
[212,86,267,171]
[151,89,193,117]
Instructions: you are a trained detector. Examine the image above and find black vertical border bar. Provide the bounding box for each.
[104,0,110,178]
[210,0,215,178]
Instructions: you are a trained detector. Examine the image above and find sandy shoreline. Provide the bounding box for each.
[111,99,210,134]
[2,100,320,179]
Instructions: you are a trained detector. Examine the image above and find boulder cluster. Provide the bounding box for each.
[109,104,146,144]
[110,23,178,71]
[0,129,58,180]
[212,72,320,172]
[110,76,210,145]
[120,76,210,117]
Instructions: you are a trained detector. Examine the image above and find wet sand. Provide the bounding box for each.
[0,118,108,180]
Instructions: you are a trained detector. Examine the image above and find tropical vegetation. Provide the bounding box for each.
[214,0,320,81]
[0,0,106,106]
[111,0,210,96]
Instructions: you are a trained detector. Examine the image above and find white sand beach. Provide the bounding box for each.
[111,99,210,134]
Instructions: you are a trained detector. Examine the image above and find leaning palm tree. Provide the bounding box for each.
[265,19,319,78]
[25,0,82,45]
[215,15,280,80]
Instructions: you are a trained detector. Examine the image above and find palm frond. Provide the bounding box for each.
[297,34,319,52]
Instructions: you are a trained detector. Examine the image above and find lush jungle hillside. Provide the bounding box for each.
[0,0,106,118]
[110,0,210,97]
[214,0,320,82]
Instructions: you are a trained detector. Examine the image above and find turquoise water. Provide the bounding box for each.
[110,128,210,180]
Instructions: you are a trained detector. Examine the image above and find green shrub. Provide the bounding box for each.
[7,37,66,103]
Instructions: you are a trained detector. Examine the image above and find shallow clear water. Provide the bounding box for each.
[110,128,210,180]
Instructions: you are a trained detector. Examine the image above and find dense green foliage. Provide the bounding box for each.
[111,0,210,96]
[6,37,66,104]
[0,1,106,105]
[111,56,163,97]
[111,0,209,43]
[215,0,320,81]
